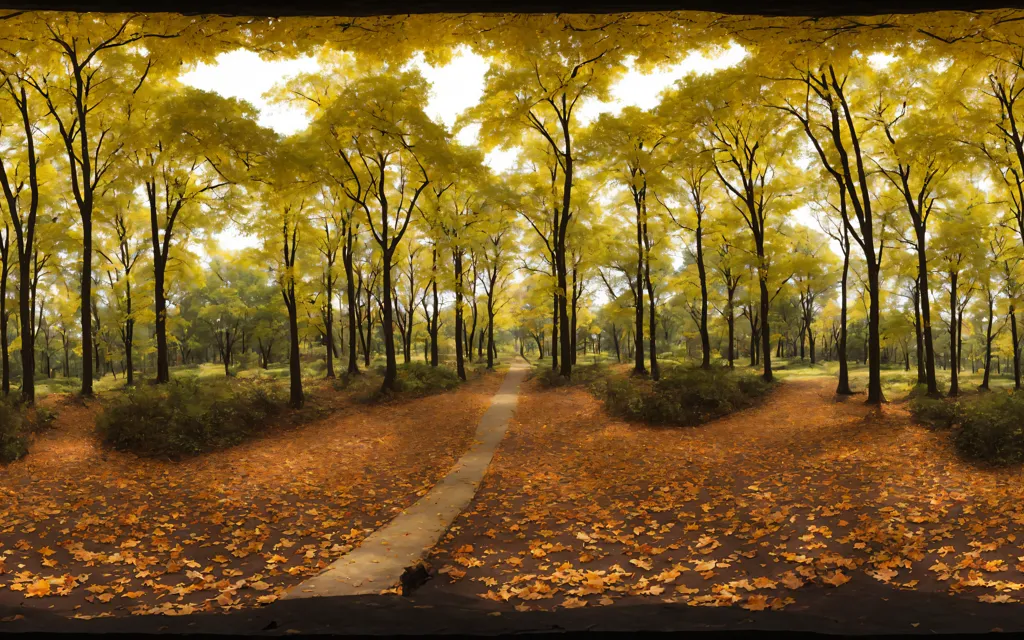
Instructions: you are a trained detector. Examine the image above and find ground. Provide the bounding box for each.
[420,371,1024,614]
[3,357,1024,632]
[0,367,505,618]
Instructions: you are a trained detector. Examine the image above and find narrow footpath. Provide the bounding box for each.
[284,358,530,598]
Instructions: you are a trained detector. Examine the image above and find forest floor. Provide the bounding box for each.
[0,368,505,618]
[420,375,1024,622]
[5,362,1024,632]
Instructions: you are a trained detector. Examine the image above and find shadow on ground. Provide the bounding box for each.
[0,578,1020,636]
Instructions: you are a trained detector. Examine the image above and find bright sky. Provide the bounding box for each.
[179,44,748,251]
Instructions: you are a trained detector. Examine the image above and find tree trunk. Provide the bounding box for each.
[486,299,496,370]
[430,246,439,367]
[726,287,735,369]
[344,240,360,375]
[913,280,925,385]
[981,289,994,391]
[551,292,559,371]
[836,238,852,395]
[380,249,400,392]
[948,271,959,398]
[1013,305,1021,390]
[324,270,335,378]
[454,249,467,381]
[154,258,170,384]
[865,260,884,403]
[915,228,939,396]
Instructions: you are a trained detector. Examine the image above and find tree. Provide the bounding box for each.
[325,70,445,392]
[771,55,894,402]
[131,87,267,384]
[682,65,798,382]
[466,26,628,380]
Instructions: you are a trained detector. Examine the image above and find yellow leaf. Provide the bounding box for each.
[26,580,50,598]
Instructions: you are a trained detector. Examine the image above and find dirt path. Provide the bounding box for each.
[0,371,505,618]
[421,376,1024,615]
[287,359,530,598]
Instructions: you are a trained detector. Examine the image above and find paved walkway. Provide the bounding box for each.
[284,359,531,599]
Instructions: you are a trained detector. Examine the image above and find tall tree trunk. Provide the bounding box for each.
[551,293,559,371]
[948,271,959,398]
[981,288,994,391]
[380,250,400,392]
[18,249,33,403]
[644,257,659,381]
[486,299,496,370]
[0,251,8,396]
[726,286,735,369]
[454,249,466,381]
[836,234,852,395]
[344,238,360,375]
[1012,305,1021,390]
[570,266,578,366]
[914,230,939,395]
[153,256,170,384]
[325,270,335,378]
[430,246,439,367]
[634,221,646,376]
[697,226,711,370]
[865,260,884,403]
[756,236,773,382]
[913,280,925,384]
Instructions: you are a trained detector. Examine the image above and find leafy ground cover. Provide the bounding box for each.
[421,376,1024,614]
[0,369,504,618]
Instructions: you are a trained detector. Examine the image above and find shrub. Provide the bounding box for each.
[331,370,380,394]
[954,392,1024,465]
[601,366,773,427]
[0,399,28,463]
[29,405,58,434]
[909,395,963,429]
[97,375,289,458]
[394,362,462,396]
[351,362,464,401]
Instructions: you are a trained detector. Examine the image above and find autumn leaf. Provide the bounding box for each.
[25,579,50,598]
[752,577,777,589]
[561,597,587,609]
[822,571,850,587]
[629,558,653,570]
[780,572,805,589]
[741,595,770,611]
[872,568,898,583]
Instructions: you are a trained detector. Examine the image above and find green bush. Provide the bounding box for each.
[909,395,963,429]
[351,362,464,401]
[601,366,773,426]
[97,375,289,458]
[0,399,28,463]
[395,362,462,396]
[331,369,380,394]
[954,392,1024,465]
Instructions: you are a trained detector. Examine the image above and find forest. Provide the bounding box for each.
[6,7,1024,626]
[1,10,1024,409]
